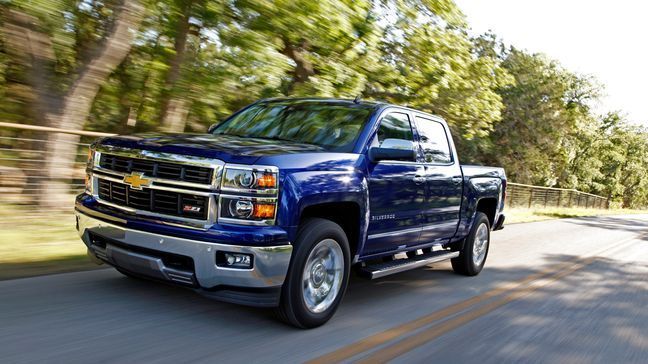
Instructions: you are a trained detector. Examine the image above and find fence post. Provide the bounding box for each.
[576,193,581,207]
[558,190,563,208]
[528,188,533,208]
[543,190,548,208]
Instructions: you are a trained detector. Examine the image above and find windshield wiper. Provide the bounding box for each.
[216,133,319,147]
[258,135,302,143]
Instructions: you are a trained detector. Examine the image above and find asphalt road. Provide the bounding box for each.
[2,215,648,363]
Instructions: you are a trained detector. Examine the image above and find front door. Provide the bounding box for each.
[414,115,463,244]
[365,111,426,255]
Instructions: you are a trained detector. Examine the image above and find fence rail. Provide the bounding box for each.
[1,122,610,215]
[507,182,608,210]
[0,123,115,211]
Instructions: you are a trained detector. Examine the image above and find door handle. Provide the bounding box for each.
[452,177,462,185]
[413,175,426,185]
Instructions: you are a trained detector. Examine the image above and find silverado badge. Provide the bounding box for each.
[123,172,151,190]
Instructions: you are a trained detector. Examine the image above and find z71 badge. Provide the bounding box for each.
[183,205,202,213]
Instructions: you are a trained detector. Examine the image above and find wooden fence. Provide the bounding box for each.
[0,122,610,212]
[506,182,609,209]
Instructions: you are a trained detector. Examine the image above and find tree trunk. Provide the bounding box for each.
[1,10,59,125]
[162,98,191,132]
[281,38,315,94]
[160,0,193,132]
[2,10,60,204]
[41,0,144,207]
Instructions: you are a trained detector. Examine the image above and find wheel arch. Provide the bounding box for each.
[475,197,498,227]
[299,201,363,260]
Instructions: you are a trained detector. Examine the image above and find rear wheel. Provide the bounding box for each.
[276,218,350,328]
[451,212,490,276]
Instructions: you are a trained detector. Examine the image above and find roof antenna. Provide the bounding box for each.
[353,94,362,104]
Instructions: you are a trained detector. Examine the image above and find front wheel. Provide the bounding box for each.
[276,218,350,328]
[451,212,490,276]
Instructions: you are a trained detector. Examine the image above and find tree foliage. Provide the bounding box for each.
[0,0,646,207]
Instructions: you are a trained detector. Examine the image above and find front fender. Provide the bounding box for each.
[277,170,369,258]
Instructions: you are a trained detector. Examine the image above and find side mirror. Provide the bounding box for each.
[368,139,417,163]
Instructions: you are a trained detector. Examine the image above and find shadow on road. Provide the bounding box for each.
[1,247,647,362]
[561,215,648,237]
[438,254,648,363]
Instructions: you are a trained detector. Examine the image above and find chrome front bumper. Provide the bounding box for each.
[75,211,293,293]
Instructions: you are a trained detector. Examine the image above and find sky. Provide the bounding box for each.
[455,0,648,125]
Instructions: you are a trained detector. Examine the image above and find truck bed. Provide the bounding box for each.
[461,165,506,180]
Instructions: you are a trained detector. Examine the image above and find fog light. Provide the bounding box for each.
[216,251,253,269]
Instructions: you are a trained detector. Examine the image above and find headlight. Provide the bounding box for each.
[229,200,254,218]
[220,196,277,223]
[221,166,278,191]
[219,164,278,225]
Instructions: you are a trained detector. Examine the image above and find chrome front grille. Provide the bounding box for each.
[90,146,224,228]
[100,154,213,184]
[97,179,209,220]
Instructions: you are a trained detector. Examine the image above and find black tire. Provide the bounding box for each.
[451,212,490,276]
[276,218,351,329]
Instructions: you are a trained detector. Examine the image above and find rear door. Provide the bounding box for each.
[365,111,426,255]
[413,115,463,243]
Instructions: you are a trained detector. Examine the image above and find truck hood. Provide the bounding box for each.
[96,133,326,164]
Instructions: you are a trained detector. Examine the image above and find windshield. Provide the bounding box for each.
[211,101,373,152]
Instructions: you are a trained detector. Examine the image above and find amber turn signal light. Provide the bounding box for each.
[253,203,275,219]
[257,173,277,188]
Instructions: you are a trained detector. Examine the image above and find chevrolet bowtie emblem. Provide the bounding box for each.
[123,172,151,190]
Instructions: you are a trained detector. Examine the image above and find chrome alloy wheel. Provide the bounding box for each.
[301,238,344,313]
[472,223,489,266]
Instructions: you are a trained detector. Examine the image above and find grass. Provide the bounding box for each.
[0,203,645,280]
[0,205,102,280]
[506,207,646,224]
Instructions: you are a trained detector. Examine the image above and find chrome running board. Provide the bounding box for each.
[359,250,460,279]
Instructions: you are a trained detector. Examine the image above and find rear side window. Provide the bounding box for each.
[376,112,414,146]
[415,116,452,164]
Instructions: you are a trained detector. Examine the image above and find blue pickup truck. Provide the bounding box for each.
[75,98,506,328]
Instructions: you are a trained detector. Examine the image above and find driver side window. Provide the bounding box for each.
[374,112,414,148]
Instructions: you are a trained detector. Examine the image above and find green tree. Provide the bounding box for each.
[235,0,380,97]
[1,0,647,209]
[486,49,597,186]
[365,5,511,161]
[2,0,144,206]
